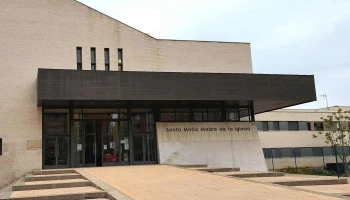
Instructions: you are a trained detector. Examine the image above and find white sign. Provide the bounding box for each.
[77,144,82,151]
[110,142,115,149]
[104,145,107,150]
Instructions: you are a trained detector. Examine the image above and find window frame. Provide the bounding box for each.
[262,121,268,131]
[314,122,324,131]
[288,121,299,131]
[91,47,96,71]
[104,48,110,71]
[298,121,308,131]
[76,47,82,70]
[118,48,123,71]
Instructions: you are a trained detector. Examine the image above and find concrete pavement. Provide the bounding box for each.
[82,165,342,200]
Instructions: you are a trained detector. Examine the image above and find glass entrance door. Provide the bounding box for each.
[44,136,69,168]
[131,111,156,164]
[133,134,156,162]
[72,121,97,167]
[84,121,97,167]
[101,120,129,165]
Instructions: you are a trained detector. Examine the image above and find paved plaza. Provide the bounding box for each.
[81,165,342,200]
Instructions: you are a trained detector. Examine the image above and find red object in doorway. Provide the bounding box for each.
[103,154,117,163]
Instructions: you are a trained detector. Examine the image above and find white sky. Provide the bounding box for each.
[78,0,350,109]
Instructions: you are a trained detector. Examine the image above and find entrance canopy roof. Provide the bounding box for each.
[37,69,316,114]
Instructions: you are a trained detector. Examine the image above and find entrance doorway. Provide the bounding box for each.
[43,137,69,168]
[43,112,70,169]
[43,108,157,169]
[72,116,129,167]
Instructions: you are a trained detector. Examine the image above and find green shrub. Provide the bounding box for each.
[280,167,337,176]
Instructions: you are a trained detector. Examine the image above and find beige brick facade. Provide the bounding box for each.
[0,0,253,188]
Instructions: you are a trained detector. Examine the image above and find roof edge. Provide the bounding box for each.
[158,39,250,44]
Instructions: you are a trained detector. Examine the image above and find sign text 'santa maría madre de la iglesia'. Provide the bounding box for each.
[165,126,250,133]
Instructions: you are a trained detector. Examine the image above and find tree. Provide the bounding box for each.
[312,108,350,176]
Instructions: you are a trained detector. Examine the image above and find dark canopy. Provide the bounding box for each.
[37,69,316,114]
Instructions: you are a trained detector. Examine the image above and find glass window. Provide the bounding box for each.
[73,109,123,120]
[131,109,154,134]
[226,109,239,121]
[76,47,82,70]
[324,122,337,131]
[336,146,350,157]
[281,148,292,157]
[118,49,123,71]
[0,138,2,155]
[301,148,313,157]
[175,109,190,122]
[262,122,268,131]
[104,48,110,63]
[43,113,69,135]
[119,109,128,120]
[194,109,207,121]
[91,48,96,70]
[307,122,312,131]
[288,121,299,130]
[279,122,288,130]
[312,147,323,156]
[208,109,222,121]
[239,108,250,121]
[104,48,110,71]
[323,147,332,156]
[291,148,301,157]
[267,122,274,130]
[160,109,175,122]
[298,122,308,130]
[263,148,272,158]
[256,122,263,131]
[268,121,279,131]
[272,148,282,158]
[314,122,324,131]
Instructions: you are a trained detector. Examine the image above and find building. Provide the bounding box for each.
[0,0,316,188]
[256,106,350,170]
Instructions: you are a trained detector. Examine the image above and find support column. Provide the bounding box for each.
[127,101,133,165]
[69,100,74,168]
[250,101,255,121]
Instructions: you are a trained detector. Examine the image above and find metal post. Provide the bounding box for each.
[334,145,340,178]
[271,149,275,172]
[322,148,325,169]
[294,149,298,174]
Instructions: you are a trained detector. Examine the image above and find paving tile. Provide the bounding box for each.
[10,186,102,198]
[295,184,350,194]
[246,176,343,183]
[24,179,89,186]
[27,173,79,178]
[82,165,341,200]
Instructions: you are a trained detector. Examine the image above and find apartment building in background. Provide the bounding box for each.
[256,106,350,170]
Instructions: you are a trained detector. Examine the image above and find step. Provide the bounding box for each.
[176,164,208,168]
[196,167,240,173]
[33,169,76,176]
[7,186,106,200]
[24,173,82,182]
[85,199,110,200]
[272,178,348,186]
[13,179,91,191]
[229,172,285,178]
